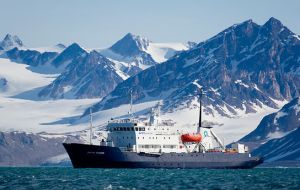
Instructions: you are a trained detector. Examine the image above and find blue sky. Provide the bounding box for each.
[1,0,299,48]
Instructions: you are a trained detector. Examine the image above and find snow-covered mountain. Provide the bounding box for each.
[4,43,82,74]
[0,34,23,50]
[240,97,300,143]
[100,33,189,70]
[6,47,58,67]
[88,18,300,119]
[251,127,300,162]
[110,33,151,57]
[237,98,300,162]
[0,131,81,166]
[51,43,87,68]
[3,37,142,99]
[38,51,124,99]
[1,34,191,100]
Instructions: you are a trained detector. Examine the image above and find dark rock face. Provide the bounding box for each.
[238,98,300,162]
[6,47,58,67]
[5,43,87,69]
[252,127,300,161]
[39,51,123,99]
[51,43,87,67]
[240,98,300,143]
[109,33,156,66]
[0,132,81,166]
[110,33,150,57]
[89,18,300,116]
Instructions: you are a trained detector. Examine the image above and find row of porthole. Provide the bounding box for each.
[137,137,172,140]
[112,136,172,140]
[148,128,170,131]
[138,145,178,149]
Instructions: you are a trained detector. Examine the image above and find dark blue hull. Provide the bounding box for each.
[63,143,263,169]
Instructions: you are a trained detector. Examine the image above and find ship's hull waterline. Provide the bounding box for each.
[63,143,263,169]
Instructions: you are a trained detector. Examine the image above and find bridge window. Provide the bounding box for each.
[163,145,177,149]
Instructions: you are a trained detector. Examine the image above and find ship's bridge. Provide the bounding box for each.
[107,118,146,132]
[104,103,183,153]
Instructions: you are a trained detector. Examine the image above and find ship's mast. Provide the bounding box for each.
[129,90,133,118]
[198,88,202,129]
[89,108,93,145]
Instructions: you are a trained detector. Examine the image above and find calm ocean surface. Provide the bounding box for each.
[0,167,299,190]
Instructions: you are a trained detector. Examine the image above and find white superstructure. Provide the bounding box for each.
[103,103,230,154]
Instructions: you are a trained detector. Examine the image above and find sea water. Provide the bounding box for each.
[0,167,299,190]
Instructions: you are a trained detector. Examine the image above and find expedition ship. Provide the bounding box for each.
[63,91,263,169]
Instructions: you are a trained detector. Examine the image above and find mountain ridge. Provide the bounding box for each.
[86,17,300,117]
[38,50,124,99]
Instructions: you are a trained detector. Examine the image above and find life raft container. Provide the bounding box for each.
[181,133,202,143]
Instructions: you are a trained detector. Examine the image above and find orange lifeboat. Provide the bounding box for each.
[181,133,202,143]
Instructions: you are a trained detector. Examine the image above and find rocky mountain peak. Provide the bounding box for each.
[110,33,151,57]
[87,18,300,118]
[51,43,87,67]
[63,43,85,54]
[0,34,23,50]
[39,49,124,99]
[264,17,283,28]
[125,33,150,50]
[262,17,288,35]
